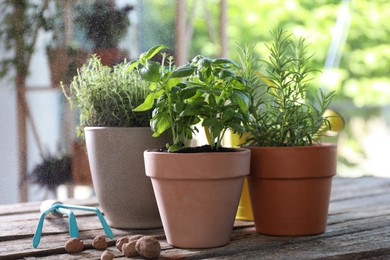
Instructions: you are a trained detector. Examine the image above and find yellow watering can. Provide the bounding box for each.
[226,130,254,221]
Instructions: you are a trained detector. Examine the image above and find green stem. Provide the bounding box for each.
[163,82,177,144]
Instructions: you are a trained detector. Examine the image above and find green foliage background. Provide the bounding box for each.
[142,0,390,108]
[141,0,390,175]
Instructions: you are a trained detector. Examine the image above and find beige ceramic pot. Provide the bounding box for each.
[85,127,169,229]
[144,148,251,248]
[247,144,337,236]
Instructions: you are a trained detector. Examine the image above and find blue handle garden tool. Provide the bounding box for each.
[33,200,113,248]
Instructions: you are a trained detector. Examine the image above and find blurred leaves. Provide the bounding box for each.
[0,0,50,80]
[184,0,390,108]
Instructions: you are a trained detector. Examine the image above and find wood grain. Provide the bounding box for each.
[1,177,389,259]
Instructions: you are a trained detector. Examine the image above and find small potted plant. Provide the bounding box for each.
[62,51,169,229]
[47,44,88,87]
[134,46,251,248]
[29,152,72,197]
[45,2,88,87]
[75,0,133,66]
[239,28,339,236]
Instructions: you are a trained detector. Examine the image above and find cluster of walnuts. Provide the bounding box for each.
[116,234,161,259]
[64,234,161,259]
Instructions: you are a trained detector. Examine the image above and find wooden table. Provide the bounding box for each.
[1,177,390,259]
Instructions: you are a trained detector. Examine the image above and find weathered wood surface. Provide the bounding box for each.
[1,177,390,259]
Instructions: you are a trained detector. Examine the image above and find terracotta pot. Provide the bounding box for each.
[71,141,92,185]
[247,144,337,236]
[85,127,169,229]
[144,148,251,248]
[47,47,88,86]
[93,48,128,66]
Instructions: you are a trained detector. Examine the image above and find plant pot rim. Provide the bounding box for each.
[144,148,251,180]
[144,147,250,155]
[84,126,153,131]
[244,142,336,150]
[247,143,337,179]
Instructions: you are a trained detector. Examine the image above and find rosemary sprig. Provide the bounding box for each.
[240,28,335,147]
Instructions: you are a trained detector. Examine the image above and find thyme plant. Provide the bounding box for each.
[240,28,334,147]
[62,55,152,137]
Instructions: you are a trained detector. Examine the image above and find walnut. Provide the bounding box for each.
[92,235,107,250]
[135,236,161,259]
[128,234,144,242]
[116,237,129,251]
[100,250,115,260]
[122,240,138,257]
[64,237,84,253]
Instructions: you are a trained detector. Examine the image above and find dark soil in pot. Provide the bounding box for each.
[156,145,236,153]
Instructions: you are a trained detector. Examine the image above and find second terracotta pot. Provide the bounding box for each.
[247,144,337,236]
[144,148,251,248]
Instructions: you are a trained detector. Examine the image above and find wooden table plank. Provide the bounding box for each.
[1,177,390,259]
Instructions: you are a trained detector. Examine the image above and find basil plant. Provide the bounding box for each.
[134,46,250,152]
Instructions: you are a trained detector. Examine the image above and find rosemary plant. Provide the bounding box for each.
[62,55,152,137]
[240,28,335,147]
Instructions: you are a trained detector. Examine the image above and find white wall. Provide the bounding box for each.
[0,82,18,204]
[25,34,62,202]
[0,29,61,204]
[0,0,139,204]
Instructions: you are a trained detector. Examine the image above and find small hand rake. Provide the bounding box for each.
[33,200,113,248]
